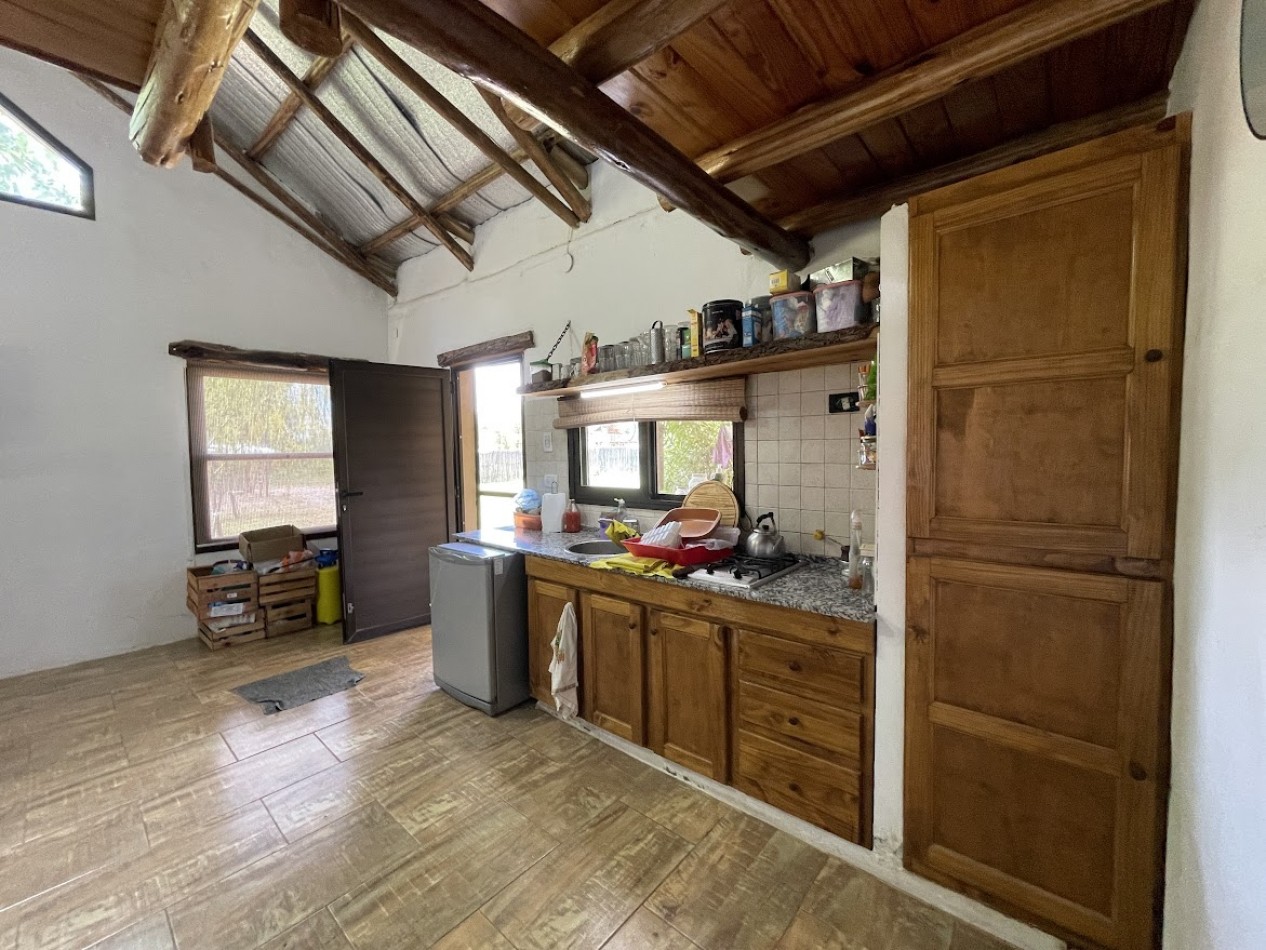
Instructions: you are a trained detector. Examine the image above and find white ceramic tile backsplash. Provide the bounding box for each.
[522,359,878,555]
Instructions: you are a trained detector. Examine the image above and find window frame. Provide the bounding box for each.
[567,420,744,511]
[454,356,527,531]
[185,363,338,554]
[0,91,95,220]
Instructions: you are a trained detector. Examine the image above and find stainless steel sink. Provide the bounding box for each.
[566,539,625,557]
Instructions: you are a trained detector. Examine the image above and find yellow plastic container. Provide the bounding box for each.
[315,565,343,625]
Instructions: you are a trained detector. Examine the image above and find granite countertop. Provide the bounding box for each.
[453,527,875,624]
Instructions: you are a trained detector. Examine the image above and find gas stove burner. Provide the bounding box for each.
[694,553,807,589]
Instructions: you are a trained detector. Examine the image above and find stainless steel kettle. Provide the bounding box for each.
[744,512,787,559]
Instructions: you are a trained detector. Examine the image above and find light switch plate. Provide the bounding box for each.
[543,432,553,453]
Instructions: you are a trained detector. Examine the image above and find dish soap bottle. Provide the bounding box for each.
[562,499,582,533]
[847,509,864,590]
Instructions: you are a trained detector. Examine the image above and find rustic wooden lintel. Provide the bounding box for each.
[169,340,339,372]
[437,331,535,368]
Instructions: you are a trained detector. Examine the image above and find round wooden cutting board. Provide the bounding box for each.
[682,480,741,528]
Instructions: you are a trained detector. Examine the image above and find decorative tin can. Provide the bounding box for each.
[742,295,773,347]
[701,299,743,353]
[771,290,817,340]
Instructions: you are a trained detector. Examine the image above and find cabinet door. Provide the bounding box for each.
[581,593,645,743]
[647,611,728,780]
[907,124,1185,564]
[527,579,575,707]
[905,557,1169,950]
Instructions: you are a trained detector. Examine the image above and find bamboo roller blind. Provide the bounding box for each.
[553,378,747,429]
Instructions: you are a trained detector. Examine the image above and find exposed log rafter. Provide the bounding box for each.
[695,0,1174,183]
[338,0,811,269]
[476,87,591,223]
[242,28,475,270]
[130,0,260,167]
[341,12,581,229]
[79,76,397,295]
[779,95,1171,236]
[279,0,344,57]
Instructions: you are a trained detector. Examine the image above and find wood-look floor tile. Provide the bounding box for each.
[220,690,376,760]
[1,803,284,950]
[262,732,443,842]
[512,713,602,762]
[617,767,734,844]
[85,913,175,950]
[949,924,1019,950]
[777,858,956,950]
[257,910,353,950]
[647,812,827,950]
[141,734,338,844]
[331,796,555,948]
[473,742,620,841]
[0,803,148,913]
[483,803,691,950]
[376,740,525,836]
[602,907,701,949]
[431,913,516,950]
[313,699,430,761]
[167,802,417,950]
[23,733,236,842]
[20,738,131,802]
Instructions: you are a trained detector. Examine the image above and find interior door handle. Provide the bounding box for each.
[340,490,365,499]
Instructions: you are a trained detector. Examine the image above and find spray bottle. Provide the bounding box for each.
[847,509,864,590]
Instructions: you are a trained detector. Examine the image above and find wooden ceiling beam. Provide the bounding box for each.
[696,0,1173,183]
[357,154,521,255]
[242,28,474,270]
[337,0,811,269]
[502,0,730,130]
[78,75,397,295]
[279,0,344,56]
[246,40,348,160]
[341,12,580,229]
[476,87,591,222]
[779,94,1171,236]
[129,0,260,167]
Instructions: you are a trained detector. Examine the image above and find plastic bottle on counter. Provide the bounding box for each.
[562,500,582,533]
[847,509,865,590]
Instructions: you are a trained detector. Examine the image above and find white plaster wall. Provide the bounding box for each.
[1165,1,1266,946]
[388,161,879,367]
[0,50,388,679]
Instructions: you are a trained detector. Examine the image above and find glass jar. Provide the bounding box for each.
[598,345,617,373]
[615,343,630,370]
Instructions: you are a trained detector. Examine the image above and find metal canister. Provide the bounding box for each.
[700,299,744,353]
[742,295,773,346]
[649,320,666,364]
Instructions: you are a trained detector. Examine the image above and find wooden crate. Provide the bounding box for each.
[258,568,317,605]
[197,616,266,651]
[186,566,258,621]
[265,599,314,638]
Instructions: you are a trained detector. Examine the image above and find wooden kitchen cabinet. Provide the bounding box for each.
[733,627,870,845]
[647,611,728,781]
[526,578,575,706]
[904,118,1186,950]
[580,592,646,744]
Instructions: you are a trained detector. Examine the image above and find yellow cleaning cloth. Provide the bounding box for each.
[589,554,676,579]
[604,520,638,543]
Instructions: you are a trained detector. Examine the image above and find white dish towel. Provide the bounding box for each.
[549,602,579,719]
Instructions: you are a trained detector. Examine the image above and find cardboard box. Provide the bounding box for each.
[238,525,305,562]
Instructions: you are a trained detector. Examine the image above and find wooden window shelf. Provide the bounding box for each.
[518,325,879,399]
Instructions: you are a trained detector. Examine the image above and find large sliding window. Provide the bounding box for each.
[186,364,336,550]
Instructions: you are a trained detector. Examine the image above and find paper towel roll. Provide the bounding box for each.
[540,493,566,533]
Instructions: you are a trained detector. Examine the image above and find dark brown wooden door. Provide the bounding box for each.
[647,611,728,781]
[330,360,456,643]
[904,119,1186,950]
[580,592,645,744]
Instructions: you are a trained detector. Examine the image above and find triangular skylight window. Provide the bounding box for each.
[0,92,93,219]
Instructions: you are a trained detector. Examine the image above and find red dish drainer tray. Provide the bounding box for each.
[621,539,733,566]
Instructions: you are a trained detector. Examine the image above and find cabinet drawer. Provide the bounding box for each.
[738,680,860,767]
[737,629,865,706]
[735,729,860,842]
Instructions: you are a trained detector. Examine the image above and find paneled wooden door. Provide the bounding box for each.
[904,118,1187,950]
[580,593,645,743]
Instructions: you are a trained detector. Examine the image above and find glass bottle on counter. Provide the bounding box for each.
[847,509,865,590]
[562,499,582,533]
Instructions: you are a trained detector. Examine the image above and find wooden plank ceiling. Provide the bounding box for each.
[0,0,1192,290]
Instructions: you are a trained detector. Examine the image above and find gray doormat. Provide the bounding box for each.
[234,657,365,715]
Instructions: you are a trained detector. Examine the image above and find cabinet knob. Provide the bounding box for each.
[1144,349,1164,363]
[787,660,802,673]
[1129,761,1148,781]
[787,716,800,727]
[788,782,801,794]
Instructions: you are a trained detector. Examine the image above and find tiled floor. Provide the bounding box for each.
[0,626,1016,949]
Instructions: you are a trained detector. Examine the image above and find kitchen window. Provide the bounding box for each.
[0,92,94,219]
[185,364,337,551]
[569,420,742,510]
